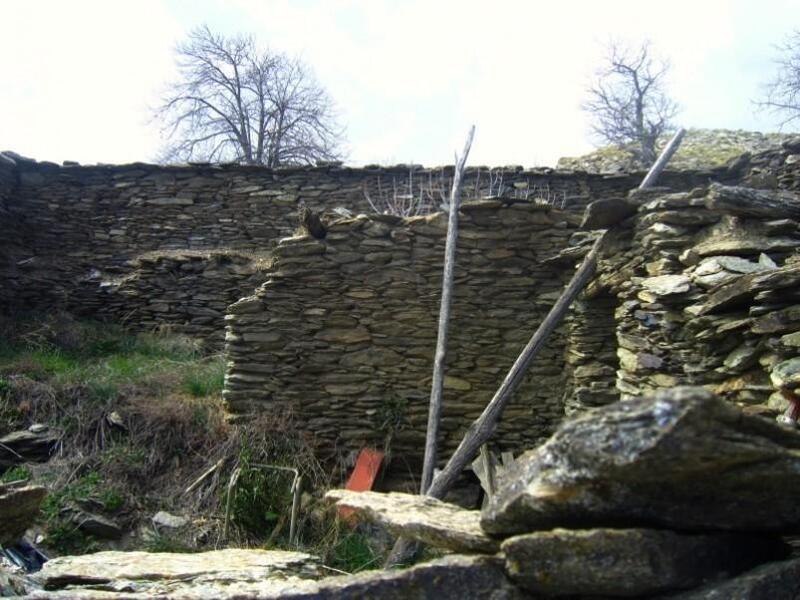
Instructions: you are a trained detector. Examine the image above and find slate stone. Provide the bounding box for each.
[641,274,690,296]
[502,528,787,597]
[581,198,637,229]
[32,549,322,597]
[482,387,800,535]
[326,490,499,553]
[0,483,47,546]
[28,554,523,600]
[666,558,800,600]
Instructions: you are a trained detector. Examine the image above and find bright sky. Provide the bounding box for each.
[1,0,797,167]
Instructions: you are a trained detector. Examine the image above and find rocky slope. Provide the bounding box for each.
[558,128,795,173]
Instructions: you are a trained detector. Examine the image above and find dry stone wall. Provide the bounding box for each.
[0,152,730,327]
[223,202,580,465]
[90,251,271,343]
[0,154,27,309]
[590,183,800,415]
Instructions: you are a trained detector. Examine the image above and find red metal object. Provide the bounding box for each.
[338,448,384,525]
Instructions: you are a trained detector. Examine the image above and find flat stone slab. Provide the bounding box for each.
[27,554,524,600]
[326,490,499,553]
[502,528,787,597]
[482,387,800,536]
[32,549,321,596]
[665,557,800,599]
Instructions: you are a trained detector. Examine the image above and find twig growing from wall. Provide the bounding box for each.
[420,125,476,495]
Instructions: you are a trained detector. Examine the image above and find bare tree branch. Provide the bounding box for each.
[756,29,800,129]
[155,25,346,166]
[583,40,679,165]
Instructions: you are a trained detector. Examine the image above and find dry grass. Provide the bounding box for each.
[0,312,375,570]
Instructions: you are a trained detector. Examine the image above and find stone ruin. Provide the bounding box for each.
[3,137,800,596]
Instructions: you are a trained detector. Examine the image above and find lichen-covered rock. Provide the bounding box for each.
[501,528,787,597]
[326,490,499,553]
[482,387,800,535]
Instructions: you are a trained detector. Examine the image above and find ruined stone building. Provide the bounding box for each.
[2,140,799,473]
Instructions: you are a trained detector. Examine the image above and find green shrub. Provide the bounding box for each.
[0,465,31,483]
[327,530,378,573]
[230,449,294,538]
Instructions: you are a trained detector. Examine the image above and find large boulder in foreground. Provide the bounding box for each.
[483,387,800,535]
[502,528,787,597]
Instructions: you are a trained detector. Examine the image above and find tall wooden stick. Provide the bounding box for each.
[420,125,475,494]
[638,128,686,190]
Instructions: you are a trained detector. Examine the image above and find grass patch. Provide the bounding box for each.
[182,360,225,398]
[1,465,31,483]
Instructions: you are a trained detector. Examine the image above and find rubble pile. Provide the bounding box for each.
[584,182,800,416]
[330,388,800,599]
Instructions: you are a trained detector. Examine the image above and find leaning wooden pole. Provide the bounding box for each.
[425,232,606,499]
[386,233,607,567]
[638,128,686,190]
[420,125,475,495]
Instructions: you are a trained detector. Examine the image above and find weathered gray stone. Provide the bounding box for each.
[667,558,800,599]
[502,528,787,597]
[0,429,59,469]
[581,198,637,229]
[0,483,47,546]
[771,358,800,391]
[152,511,189,529]
[326,490,499,553]
[482,387,800,535]
[71,511,123,540]
[32,549,321,597]
[641,274,691,296]
[27,554,524,599]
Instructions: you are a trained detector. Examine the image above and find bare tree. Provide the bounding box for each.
[583,40,679,165]
[156,26,345,166]
[757,30,800,129]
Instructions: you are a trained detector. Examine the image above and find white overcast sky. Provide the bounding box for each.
[1,0,798,167]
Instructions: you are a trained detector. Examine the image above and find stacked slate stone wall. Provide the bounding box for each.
[741,137,800,192]
[90,251,271,344]
[224,202,580,465]
[589,183,800,415]
[0,154,26,309]
[0,153,731,322]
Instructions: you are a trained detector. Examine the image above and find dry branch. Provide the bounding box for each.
[420,125,475,494]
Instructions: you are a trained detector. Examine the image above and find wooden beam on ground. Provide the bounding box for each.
[420,125,475,495]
